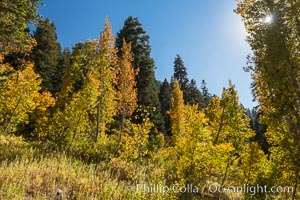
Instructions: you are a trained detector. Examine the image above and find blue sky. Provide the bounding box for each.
[38,0,257,108]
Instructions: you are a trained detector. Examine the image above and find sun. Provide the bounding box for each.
[264,15,272,23]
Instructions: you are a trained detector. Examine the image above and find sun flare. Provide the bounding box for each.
[265,15,272,23]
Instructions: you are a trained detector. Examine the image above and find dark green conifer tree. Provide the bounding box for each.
[173,55,206,107]
[186,79,203,107]
[173,54,189,93]
[159,79,171,135]
[58,47,71,88]
[248,107,269,154]
[200,80,211,108]
[32,18,62,95]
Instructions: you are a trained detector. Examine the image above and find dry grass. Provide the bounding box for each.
[0,134,177,200]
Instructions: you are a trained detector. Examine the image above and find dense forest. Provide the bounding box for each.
[0,0,299,199]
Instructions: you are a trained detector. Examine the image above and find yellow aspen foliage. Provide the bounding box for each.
[168,79,185,142]
[236,1,300,197]
[206,82,253,150]
[119,118,152,162]
[263,122,298,193]
[240,142,268,185]
[174,105,211,185]
[0,61,54,134]
[40,71,99,148]
[116,39,138,134]
[94,17,118,141]
[30,91,56,136]
[167,80,219,186]
[204,82,254,187]
[57,40,97,108]
[57,18,118,142]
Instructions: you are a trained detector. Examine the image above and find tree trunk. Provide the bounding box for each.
[292,171,298,200]
[95,97,101,142]
[214,106,225,145]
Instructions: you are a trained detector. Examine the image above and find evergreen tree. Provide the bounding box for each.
[173,55,188,88]
[173,54,189,96]
[248,107,269,154]
[32,18,62,94]
[116,16,164,133]
[1,0,40,71]
[57,47,71,92]
[173,55,206,107]
[186,79,204,107]
[159,79,171,135]
[200,80,211,108]
[57,42,90,109]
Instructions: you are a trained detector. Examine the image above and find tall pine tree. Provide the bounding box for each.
[159,79,171,135]
[200,80,211,108]
[32,18,62,94]
[173,54,204,107]
[173,54,189,94]
[186,79,204,107]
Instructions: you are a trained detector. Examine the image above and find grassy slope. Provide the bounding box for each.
[0,135,178,200]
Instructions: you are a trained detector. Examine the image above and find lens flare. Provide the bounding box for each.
[265,15,272,23]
